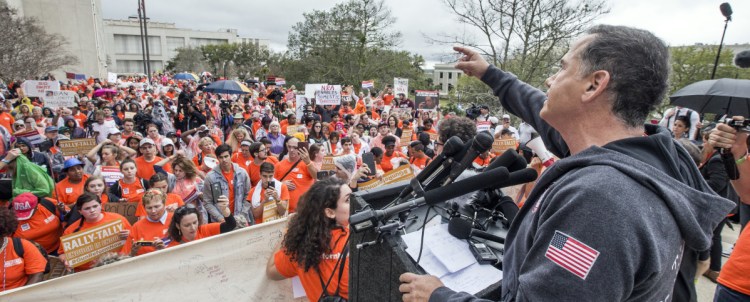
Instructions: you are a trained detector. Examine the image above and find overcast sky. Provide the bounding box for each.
[101,0,750,67]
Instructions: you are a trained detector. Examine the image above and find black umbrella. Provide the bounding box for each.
[670,78,750,117]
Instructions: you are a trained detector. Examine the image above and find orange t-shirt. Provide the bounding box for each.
[274,228,349,301]
[55,174,90,206]
[246,159,277,187]
[409,156,430,171]
[232,152,254,172]
[381,151,406,173]
[0,238,47,292]
[166,223,221,247]
[119,178,147,203]
[73,112,87,128]
[473,155,494,169]
[718,223,750,295]
[13,204,62,253]
[122,212,173,256]
[59,212,132,272]
[222,168,236,213]
[266,155,280,164]
[383,94,394,106]
[135,193,184,217]
[0,112,15,134]
[275,159,315,213]
[134,156,171,181]
[247,184,290,225]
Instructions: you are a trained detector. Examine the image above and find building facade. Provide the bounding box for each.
[432,63,463,96]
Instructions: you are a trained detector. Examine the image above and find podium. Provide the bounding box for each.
[349,182,502,301]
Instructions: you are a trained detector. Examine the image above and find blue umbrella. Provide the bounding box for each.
[203,80,250,94]
[174,73,199,81]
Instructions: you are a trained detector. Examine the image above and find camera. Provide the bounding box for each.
[723,118,750,132]
[465,104,482,120]
[219,99,231,110]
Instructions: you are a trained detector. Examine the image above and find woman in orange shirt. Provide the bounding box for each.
[267,177,351,302]
[59,192,132,272]
[110,159,149,203]
[1,207,47,292]
[165,199,235,247]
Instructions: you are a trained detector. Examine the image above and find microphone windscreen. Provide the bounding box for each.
[487,149,527,172]
[424,166,509,205]
[736,50,750,68]
[442,136,465,156]
[720,3,733,19]
[448,217,474,240]
[495,168,539,188]
[473,131,495,152]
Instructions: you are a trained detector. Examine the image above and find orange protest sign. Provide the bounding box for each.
[104,202,139,225]
[60,220,125,268]
[358,165,414,191]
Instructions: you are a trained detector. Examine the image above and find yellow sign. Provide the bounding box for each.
[359,165,414,191]
[61,220,125,268]
[59,138,96,156]
[400,129,413,146]
[492,138,517,153]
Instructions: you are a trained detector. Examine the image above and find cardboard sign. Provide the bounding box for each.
[124,112,136,119]
[400,129,413,146]
[60,219,125,268]
[59,138,96,156]
[42,90,77,108]
[104,202,139,225]
[359,165,414,190]
[321,156,337,170]
[415,90,439,111]
[492,138,518,153]
[286,125,299,136]
[21,80,60,97]
[101,166,123,187]
[394,78,409,96]
[315,85,342,106]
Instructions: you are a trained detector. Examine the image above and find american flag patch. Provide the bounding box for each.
[545,231,600,280]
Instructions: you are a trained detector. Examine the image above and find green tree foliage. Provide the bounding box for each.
[0,2,78,81]
[285,0,427,90]
[166,42,270,80]
[165,47,207,73]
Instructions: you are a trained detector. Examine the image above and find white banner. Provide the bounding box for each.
[21,80,60,98]
[315,85,342,106]
[394,78,409,96]
[107,72,118,83]
[42,90,77,108]
[295,95,312,120]
[0,218,304,301]
[304,83,327,100]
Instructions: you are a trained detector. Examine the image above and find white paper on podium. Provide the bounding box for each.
[401,224,503,294]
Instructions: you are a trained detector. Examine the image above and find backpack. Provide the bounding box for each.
[12,237,50,274]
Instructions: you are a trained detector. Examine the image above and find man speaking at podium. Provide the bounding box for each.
[399,25,735,301]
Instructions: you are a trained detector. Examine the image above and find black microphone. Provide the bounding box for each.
[736,50,750,68]
[720,3,732,21]
[350,166,510,232]
[395,136,464,200]
[494,168,539,188]
[448,216,505,244]
[447,131,494,182]
[494,195,519,225]
[486,148,527,173]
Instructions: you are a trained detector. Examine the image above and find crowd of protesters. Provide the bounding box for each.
[0,66,748,302]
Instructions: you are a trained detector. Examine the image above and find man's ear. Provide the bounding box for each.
[582,70,610,103]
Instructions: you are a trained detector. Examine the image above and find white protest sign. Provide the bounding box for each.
[295,95,312,120]
[21,80,60,97]
[304,83,327,100]
[315,85,342,106]
[394,78,409,96]
[42,90,77,108]
[107,72,118,83]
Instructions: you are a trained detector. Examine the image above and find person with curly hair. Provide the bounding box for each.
[0,206,47,292]
[267,177,351,301]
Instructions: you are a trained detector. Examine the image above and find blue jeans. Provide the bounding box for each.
[714,284,750,302]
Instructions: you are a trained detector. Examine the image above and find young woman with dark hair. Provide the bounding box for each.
[165,200,235,247]
[267,177,351,301]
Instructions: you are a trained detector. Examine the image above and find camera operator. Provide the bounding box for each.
[708,118,750,301]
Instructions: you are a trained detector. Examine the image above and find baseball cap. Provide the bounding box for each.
[139,138,155,146]
[63,158,84,171]
[45,126,58,133]
[13,120,24,126]
[240,140,252,147]
[108,128,121,136]
[12,192,38,221]
[489,117,499,124]
[162,139,175,147]
[502,114,511,120]
[233,113,243,119]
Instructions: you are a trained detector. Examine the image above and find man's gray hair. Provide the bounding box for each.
[579,25,670,128]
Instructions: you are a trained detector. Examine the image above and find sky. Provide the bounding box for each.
[101,0,750,68]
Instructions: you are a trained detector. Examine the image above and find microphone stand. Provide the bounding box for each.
[711,12,731,79]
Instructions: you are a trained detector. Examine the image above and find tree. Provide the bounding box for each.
[233,42,270,80]
[286,0,426,89]
[0,2,78,81]
[165,46,208,73]
[431,0,608,87]
[201,44,236,79]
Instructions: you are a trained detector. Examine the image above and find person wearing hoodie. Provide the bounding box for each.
[13,137,52,177]
[62,115,87,139]
[399,25,735,302]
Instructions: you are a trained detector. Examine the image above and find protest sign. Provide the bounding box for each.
[361,80,374,89]
[477,121,492,133]
[286,125,299,136]
[125,112,136,119]
[295,95,311,120]
[427,132,439,142]
[14,130,45,146]
[394,78,409,96]
[275,78,286,85]
[59,138,96,156]
[391,107,412,119]
[42,90,77,108]
[415,90,439,112]
[492,138,518,153]
[342,95,352,105]
[304,83,327,99]
[21,81,60,98]
[107,72,118,83]
[101,166,123,187]
[322,156,337,170]
[103,202,138,225]
[401,129,413,146]
[359,165,414,190]
[315,85,342,106]
[285,91,295,102]
[61,219,125,268]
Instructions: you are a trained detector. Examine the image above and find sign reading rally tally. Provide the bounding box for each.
[59,138,96,156]
[359,164,414,191]
[61,219,125,268]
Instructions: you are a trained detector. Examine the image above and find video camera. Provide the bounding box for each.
[723,117,750,132]
[465,104,482,120]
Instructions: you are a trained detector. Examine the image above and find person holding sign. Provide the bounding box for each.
[267,177,351,301]
[58,192,132,272]
[276,137,317,213]
[122,188,170,257]
[0,206,47,292]
[165,201,236,248]
[247,162,289,225]
[380,136,407,173]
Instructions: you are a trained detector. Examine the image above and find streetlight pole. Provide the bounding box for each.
[711,3,733,79]
[139,0,152,82]
[137,2,147,78]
